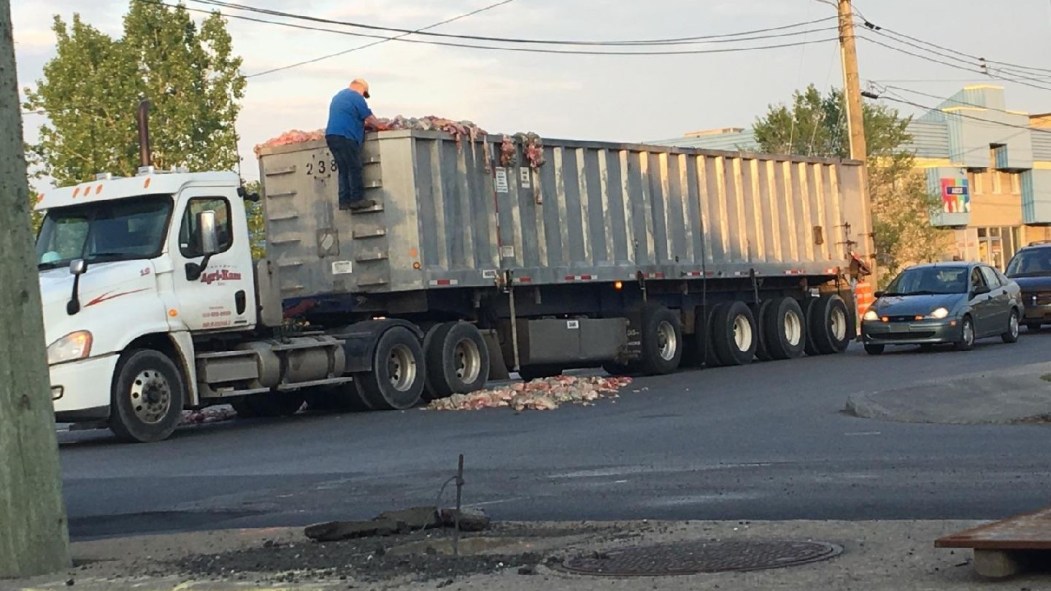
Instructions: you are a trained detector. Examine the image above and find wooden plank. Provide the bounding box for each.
[936,507,1051,550]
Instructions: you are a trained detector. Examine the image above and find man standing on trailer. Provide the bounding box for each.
[326,78,387,211]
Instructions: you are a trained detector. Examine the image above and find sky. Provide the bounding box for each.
[11,0,1051,184]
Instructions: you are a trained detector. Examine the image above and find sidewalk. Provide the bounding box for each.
[7,519,1049,591]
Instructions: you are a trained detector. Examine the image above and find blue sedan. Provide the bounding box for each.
[861,262,1023,354]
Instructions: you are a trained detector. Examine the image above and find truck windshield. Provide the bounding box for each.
[36,195,173,270]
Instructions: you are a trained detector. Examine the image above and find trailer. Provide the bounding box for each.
[35,124,871,442]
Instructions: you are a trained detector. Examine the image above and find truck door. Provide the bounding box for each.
[170,189,256,332]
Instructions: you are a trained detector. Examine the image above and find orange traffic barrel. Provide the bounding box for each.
[855,281,875,317]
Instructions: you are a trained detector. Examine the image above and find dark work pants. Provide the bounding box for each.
[326,134,364,207]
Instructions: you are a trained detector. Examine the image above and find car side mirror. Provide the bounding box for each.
[874,290,885,298]
[197,210,221,256]
[972,285,990,297]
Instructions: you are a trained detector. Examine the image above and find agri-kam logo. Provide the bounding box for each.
[200,267,243,285]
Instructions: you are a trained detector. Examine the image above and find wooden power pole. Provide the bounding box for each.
[0,0,72,578]
[838,0,868,162]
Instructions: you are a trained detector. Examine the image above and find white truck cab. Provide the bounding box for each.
[36,167,266,441]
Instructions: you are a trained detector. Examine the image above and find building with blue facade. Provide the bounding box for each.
[650,86,1051,270]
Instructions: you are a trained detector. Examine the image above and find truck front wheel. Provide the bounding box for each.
[110,349,186,443]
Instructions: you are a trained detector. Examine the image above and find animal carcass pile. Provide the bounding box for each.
[252,115,489,155]
[426,375,634,412]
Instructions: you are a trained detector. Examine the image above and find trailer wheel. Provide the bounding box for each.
[230,396,260,418]
[425,322,490,397]
[639,304,683,375]
[356,326,426,410]
[810,294,852,354]
[763,297,806,360]
[752,300,774,362]
[802,297,821,356]
[109,349,186,443]
[710,301,757,366]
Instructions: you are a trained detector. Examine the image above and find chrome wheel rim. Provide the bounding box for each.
[388,344,418,391]
[1010,313,1019,338]
[831,307,848,341]
[657,320,678,361]
[454,338,482,383]
[963,320,974,346]
[733,314,754,351]
[784,310,803,347]
[130,369,172,424]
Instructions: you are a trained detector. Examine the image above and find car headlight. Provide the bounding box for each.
[47,331,92,365]
[863,309,879,321]
[927,307,950,319]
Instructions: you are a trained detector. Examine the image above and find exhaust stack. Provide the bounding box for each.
[137,100,152,167]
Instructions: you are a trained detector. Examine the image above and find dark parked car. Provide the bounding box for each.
[861,262,1023,354]
[1005,241,1051,331]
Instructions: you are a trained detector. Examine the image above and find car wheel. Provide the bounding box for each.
[955,315,975,351]
[1002,310,1020,344]
[864,343,884,355]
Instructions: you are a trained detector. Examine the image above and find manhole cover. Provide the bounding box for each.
[560,539,842,576]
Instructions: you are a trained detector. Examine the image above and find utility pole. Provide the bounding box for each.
[0,0,73,578]
[836,0,878,288]
[838,0,868,162]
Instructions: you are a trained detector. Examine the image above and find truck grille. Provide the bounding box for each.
[1022,291,1051,306]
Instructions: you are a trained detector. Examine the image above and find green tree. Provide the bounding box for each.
[753,84,952,284]
[243,179,266,260]
[23,0,245,185]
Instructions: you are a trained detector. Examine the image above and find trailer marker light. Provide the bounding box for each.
[169,309,179,317]
[413,262,421,270]
[144,177,152,189]
[614,281,623,290]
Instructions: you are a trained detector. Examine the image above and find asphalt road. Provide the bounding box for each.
[58,333,1051,540]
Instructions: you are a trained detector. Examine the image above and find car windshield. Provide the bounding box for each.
[1005,249,1051,277]
[883,266,969,296]
[36,195,173,270]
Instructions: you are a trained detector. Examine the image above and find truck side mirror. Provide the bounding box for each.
[67,259,87,315]
[197,210,221,256]
[69,259,87,276]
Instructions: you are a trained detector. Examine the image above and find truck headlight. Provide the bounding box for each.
[927,307,949,319]
[863,309,879,321]
[47,331,93,365]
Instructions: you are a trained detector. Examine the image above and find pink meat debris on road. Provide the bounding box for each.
[426,375,634,412]
[180,406,237,425]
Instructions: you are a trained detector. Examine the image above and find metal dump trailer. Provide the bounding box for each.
[257,129,869,389]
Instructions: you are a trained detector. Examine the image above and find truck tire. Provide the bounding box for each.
[230,396,260,418]
[802,298,820,356]
[355,326,426,410]
[752,300,774,362]
[639,304,684,375]
[425,322,490,398]
[109,349,186,443]
[711,301,757,366]
[810,294,852,354]
[763,297,806,360]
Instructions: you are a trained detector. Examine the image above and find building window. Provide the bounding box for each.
[975,226,1023,271]
[992,172,1002,194]
[1011,173,1020,194]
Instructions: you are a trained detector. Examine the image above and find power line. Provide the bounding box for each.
[858,36,1051,93]
[878,84,1034,118]
[141,0,841,60]
[874,93,1051,135]
[246,0,516,78]
[186,0,838,47]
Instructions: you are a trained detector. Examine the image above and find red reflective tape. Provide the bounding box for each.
[517,276,532,284]
[430,279,458,286]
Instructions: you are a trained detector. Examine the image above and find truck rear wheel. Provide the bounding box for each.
[639,304,683,375]
[752,300,774,362]
[763,297,806,360]
[425,322,490,398]
[711,301,757,366]
[810,294,852,354]
[355,326,426,410]
[802,298,820,356]
[109,349,185,443]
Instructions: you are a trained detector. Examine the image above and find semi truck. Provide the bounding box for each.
[35,117,872,442]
